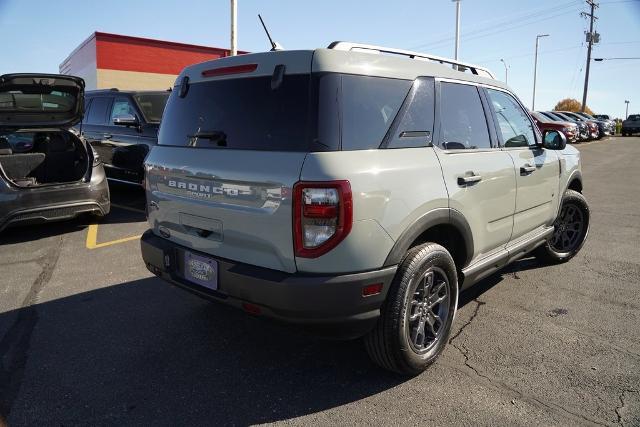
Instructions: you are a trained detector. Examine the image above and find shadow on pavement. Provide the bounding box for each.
[0,278,403,424]
[0,255,546,424]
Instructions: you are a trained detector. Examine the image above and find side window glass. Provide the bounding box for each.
[86,97,111,125]
[341,75,412,150]
[387,77,435,149]
[111,98,137,122]
[486,89,537,148]
[439,83,491,150]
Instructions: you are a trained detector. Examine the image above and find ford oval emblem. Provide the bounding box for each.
[159,226,171,239]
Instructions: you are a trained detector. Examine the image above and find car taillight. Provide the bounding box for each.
[91,146,101,166]
[293,181,353,258]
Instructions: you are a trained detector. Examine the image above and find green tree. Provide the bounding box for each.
[553,98,594,115]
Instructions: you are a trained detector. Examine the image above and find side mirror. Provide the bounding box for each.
[113,114,139,126]
[541,130,567,150]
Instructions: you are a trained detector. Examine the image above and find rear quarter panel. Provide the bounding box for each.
[297,147,448,273]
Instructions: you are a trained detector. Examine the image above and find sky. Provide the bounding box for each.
[0,0,638,118]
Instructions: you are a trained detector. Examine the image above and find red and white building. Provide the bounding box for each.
[60,32,238,91]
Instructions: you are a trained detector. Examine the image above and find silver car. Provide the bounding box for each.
[140,43,589,375]
[0,74,110,231]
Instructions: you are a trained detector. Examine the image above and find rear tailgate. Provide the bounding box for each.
[145,51,315,273]
[145,148,305,273]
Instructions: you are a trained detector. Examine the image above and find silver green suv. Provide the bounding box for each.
[140,42,589,375]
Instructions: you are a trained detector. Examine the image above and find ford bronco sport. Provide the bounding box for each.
[140,42,590,375]
[0,74,110,231]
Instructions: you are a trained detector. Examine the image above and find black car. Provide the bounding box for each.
[78,89,170,185]
[622,114,640,136]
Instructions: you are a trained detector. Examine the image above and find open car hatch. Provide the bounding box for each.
[0,73,85,130]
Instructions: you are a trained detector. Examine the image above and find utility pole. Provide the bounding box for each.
[453,0,461,61]
[532,34,549,111]
[230,0,237,56]
[581,0,599,112]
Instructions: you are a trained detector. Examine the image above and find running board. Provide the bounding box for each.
[460,227,553,289]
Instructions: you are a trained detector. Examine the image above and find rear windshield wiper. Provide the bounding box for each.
[187,130,227,147]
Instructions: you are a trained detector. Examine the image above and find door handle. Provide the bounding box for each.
[103,134,113,140]
[458,173,482,186]
[520,164,536,174]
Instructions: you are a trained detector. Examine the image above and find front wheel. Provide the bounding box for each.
[535,189,590,263]
[364,243,458,375]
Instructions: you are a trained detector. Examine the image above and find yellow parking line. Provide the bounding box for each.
[85,223,142,249]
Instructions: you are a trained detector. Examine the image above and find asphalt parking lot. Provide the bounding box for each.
[0,137,639,426]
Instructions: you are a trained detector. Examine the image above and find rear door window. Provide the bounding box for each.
[439,82,491,149]
[86,97,111,125]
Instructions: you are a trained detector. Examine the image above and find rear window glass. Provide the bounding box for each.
[0,90,76,112]
[159,75,311,151]
[160,73,412,152]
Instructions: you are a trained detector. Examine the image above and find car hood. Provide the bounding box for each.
[0,73,84,130]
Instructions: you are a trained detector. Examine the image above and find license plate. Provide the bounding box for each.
[184,251,218,291]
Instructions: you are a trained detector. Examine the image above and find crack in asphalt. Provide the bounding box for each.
[449,298,486,345]
[447,299,609,426]
[0,236,63,419]
[615,389,638,426]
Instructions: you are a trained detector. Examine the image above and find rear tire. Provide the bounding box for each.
[535,189,589,264]
[365,243,458,375]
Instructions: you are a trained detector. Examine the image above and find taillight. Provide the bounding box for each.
[293,181,353,258]
[91,146,101,167]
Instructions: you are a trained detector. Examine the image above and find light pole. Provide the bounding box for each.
[230,0,237,56]
[500,58,509,85]
[532,34,549,111]
[625,100,630,119]
[453,0,461,61]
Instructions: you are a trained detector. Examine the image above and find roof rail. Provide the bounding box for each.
[328,41,496,79]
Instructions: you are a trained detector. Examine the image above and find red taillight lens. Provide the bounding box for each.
[293,181,353,258]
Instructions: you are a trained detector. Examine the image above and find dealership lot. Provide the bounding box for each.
[0,137,638,425]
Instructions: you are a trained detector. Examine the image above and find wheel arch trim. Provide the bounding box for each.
[383,208,474,268]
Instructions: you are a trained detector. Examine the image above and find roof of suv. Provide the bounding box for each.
[177,42,507,90]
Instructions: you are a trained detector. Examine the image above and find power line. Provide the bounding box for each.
[409,1,582,51]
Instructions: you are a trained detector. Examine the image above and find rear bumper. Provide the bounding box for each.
[0,168,110,231]
[140,230,397,339]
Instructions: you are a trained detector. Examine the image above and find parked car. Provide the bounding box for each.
[593,114,611,121]
[541,111,589,142]
[531,111,578,143]
[140,42,589,375]
[572,111,614,138]
[592,114,616,135]
[557,111,600,140]
[0,73,110,231]
[78,89,170,185]
[622,114,640,136]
